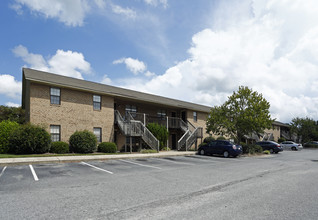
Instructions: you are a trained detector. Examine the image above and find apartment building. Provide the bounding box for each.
[22,68,210,151]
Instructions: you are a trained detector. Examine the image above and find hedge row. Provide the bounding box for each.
[0,122,118,154]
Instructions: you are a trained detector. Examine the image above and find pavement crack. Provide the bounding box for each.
[103,168,283,219]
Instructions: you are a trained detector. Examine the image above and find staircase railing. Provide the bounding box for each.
[177,120,202,150]
[115,110,159,151]
[262,132,274,141]
[185,127,202,151]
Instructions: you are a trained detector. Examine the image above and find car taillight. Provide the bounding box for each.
[233,145,237,150]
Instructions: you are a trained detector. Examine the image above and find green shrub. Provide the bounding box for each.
[278,137,286,143]
[242,143,263,154]
[69,130,97,153]
[50,141,69,154]
[217,136,226,140]
[263,150,270,154]
[146,123,169,150]
[198,142,207,148]
[161,146,171,151]
[203,136,215,143]
[140,149,158,153]
[8,123,51,154]
[98,142,117,153]
[0,120,20,154]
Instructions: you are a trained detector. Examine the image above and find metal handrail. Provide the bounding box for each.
[177,130,190,150]
[127,111,159,151]
[186,127,199,151]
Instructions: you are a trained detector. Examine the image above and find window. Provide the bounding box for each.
[50,88,60,105]
[193,111,197,122]
[50,125,60,142]
[93,95,101,110]
[93,127,102,142]
[125,105,137,117]
[157,110,166,119]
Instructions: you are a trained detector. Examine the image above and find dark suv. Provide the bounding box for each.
[255,141,283,153]
[198,140,242,158]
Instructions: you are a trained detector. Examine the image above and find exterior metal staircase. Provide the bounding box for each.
[118,111,203,151]
[114,110,159,152]
[262,132,274,141]
[177,121,203,151]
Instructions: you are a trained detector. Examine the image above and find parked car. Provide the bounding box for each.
[198,140,242,158]
[280,141,303,151]
[255,141,283,154]
[304,141,318,148]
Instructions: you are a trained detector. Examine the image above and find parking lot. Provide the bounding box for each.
[1,150,318,219]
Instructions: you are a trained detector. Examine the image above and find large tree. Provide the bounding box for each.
[0,105,25,124]
[206,86,274,143]
[290,117,318,143]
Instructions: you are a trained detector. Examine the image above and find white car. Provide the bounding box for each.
[280,141,303,151]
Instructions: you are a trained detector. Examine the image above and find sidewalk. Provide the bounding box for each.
[0,151,197,166]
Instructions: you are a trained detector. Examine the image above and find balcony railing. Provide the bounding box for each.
[115,111,159,151]
[119,111,203,151]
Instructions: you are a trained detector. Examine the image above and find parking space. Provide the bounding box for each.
[0,155,245,189]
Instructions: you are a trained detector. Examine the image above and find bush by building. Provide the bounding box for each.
[203,136,215,143]
[241,143,263,154]
[278,137,286,143]
[69,130,97,153]
[0,120,20,154]
[216,136,226,140]
[98,142,117,153]
[146,123,169,150]
[8,123,51,154]
[50,141,69,154]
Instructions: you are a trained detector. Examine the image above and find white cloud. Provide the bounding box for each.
[113,57,147,75]
[145,71,156,77]
[13,45,92,79]
[12,45,49,72]
[12,0,91,27]
[110,4,136,19]
[0,75,22,99]
[143,0,168,8]
[5,102,21,107]
[101,75,112,84]
[115,0,318,122]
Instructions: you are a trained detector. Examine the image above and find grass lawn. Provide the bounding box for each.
[0,152,126,158]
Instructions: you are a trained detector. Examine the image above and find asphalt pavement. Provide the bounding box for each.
[1,149,317,220]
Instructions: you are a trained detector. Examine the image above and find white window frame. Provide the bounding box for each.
[93,95,101,110]
[50,125,60,142]
[94,127,102,143]
[50,88,60,105]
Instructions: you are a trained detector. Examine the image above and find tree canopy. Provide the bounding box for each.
[0,105,25,124]
[206,86,273,143]
[290,117,318,143]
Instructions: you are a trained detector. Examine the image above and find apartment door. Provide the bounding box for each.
[171,134,177,150]
[181,111,186,122]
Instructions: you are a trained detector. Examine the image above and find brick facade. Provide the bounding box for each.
[28,82,114,143]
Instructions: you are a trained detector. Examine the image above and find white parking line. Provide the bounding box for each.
[119,159,162,169]
[80,162,113,174]
[154,158,194,165]
[29,165,39,181]
[0,166,7,179]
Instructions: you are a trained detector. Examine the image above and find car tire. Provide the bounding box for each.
[200,149,205,155]
[292,147,297,151]
[269,149,274,154]
[223,151,229,158]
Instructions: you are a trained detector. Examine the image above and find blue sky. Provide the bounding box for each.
[1,0,318,123]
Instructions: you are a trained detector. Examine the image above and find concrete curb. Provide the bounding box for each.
[0,151,197,166]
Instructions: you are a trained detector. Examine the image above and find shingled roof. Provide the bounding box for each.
[22,68,211,113]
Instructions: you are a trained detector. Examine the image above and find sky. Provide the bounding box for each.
[1,0,318,123]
